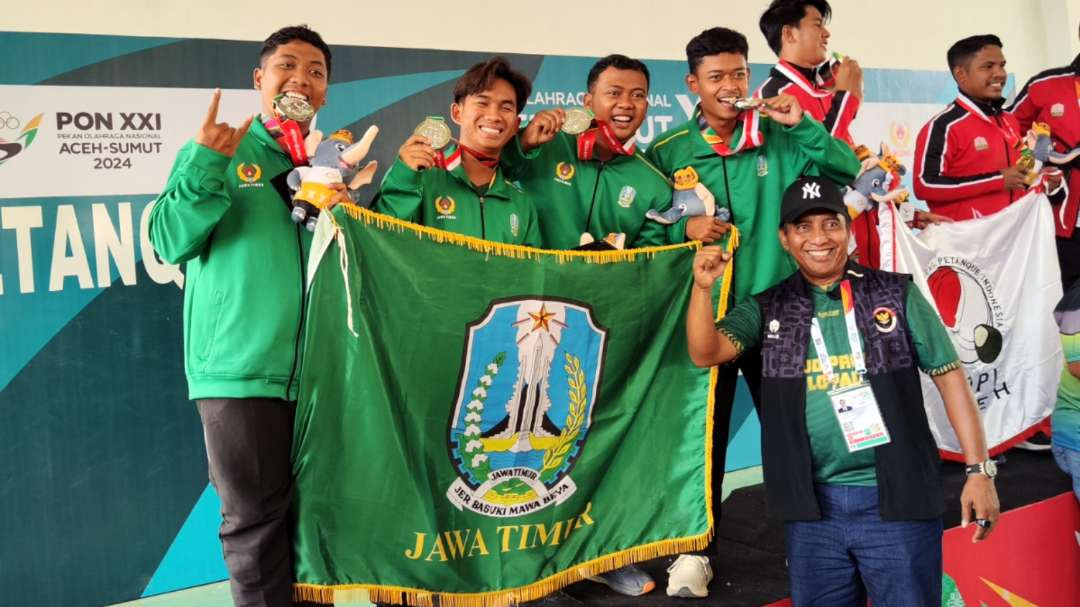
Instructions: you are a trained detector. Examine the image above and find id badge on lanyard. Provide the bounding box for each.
[810,280,891,452]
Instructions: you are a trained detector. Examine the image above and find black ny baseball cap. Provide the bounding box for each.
[779,177,847,227]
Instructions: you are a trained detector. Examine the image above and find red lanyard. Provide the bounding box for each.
[263,116,308,166]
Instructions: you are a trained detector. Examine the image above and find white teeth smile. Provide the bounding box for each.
[478,126,503,135]
[806,250,833,260]
[611,116,632,123]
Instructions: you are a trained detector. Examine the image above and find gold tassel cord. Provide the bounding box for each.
[293,532,711,607]
[713,226,740,322]
[337,204,699,264]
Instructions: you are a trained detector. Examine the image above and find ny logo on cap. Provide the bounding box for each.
[802,182,821,199]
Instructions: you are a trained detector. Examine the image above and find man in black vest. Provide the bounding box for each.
[685,176,1000,605]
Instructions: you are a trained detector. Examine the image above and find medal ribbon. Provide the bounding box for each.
[457,143,500,168]
[433,146,462,171]
[697,109,762,157]
[577,121,633,160]
[809,279,867,388]
[263,116,308,166]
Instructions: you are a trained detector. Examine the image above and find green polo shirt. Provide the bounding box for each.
[648,112,860,303]
[376,150,541,247]
[502,132,677,249]
[717,278,960,485]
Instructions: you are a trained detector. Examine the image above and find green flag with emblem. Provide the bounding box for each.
[292,205,714,607]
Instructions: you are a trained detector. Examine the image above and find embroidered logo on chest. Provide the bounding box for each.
[435,195,457,219]
[554,162,575,185]
[236,163,264,188]
[872,306,897,333]
[973,136,989,151]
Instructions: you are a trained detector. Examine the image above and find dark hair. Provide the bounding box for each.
[453,56,533,113]
[758,0,832,56]
[260,25,332,76]
[586,54,651,91]
[685,27,749,73]
[946,34,1003,72]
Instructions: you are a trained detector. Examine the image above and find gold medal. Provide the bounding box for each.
[273,92,315,122]
[561,107,594,135]
[721,97,772,111]
[414,116,452,150]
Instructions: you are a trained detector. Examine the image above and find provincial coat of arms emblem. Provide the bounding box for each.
[446,299,607,517]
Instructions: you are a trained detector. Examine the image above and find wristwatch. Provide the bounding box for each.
[965,459,998,479]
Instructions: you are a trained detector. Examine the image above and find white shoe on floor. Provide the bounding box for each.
[666,554,713,598]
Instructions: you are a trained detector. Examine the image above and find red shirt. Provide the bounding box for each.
[913,93,1022,220]
[754,60,860,146]
[1008,55,1080,237]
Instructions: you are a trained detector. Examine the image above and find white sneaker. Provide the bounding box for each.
[666,554,713,598]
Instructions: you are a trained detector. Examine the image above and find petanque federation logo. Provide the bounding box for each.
[927,257,1005,364]
[447,299,606,518]
[0,111,44,166]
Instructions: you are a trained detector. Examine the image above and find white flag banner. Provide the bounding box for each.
[887,193,1064,457]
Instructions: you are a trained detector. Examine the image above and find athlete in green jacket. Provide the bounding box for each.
[652,27,859,601]
[502,54,677,250]
[151,112,313,401]
[648,67,859,305]
[376,57,540,247]
[148,26,347,607]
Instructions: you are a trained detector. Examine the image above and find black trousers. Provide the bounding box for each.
[1057,230,1080,290]
[198,398,296,607]
[707,347,763,554]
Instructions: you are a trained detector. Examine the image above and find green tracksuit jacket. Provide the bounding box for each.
[648,112,860,302]
[376,150,541,247]
[149,119,311,401]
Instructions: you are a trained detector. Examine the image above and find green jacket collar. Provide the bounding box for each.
[445,143,515,200]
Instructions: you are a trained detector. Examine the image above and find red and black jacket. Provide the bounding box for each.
[754,60,860,147]
[1008,54,1080,237]
[913,93,1022,220]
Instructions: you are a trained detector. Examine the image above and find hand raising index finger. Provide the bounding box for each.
[204,88,222,129]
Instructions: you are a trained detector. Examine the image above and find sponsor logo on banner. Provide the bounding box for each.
[888,121,912,155]
[554,161,575,185]
[0,85,257,198]
[0,110,44,166]
[446,299,606,518]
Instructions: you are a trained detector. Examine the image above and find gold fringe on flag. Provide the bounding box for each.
[293,531,711,607]
[337,204,698,264]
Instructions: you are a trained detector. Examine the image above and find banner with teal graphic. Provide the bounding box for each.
[1,30,960,605]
